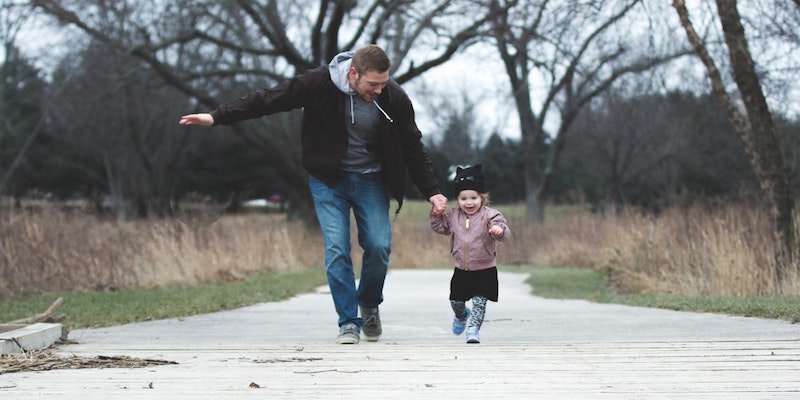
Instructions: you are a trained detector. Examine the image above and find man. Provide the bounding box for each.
[180,44,448,344]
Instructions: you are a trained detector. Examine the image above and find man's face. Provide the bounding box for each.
[349,68,389,102]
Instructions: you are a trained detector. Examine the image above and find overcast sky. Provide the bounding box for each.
[405,47,522,144]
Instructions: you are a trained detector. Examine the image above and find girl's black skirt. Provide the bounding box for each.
[449,266,498,302]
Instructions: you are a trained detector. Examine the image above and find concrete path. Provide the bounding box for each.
[1,269,799,399]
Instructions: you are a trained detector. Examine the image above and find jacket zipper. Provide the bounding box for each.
[464,216,470,271]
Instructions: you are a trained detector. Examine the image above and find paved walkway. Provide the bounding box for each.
[2,269,799,399]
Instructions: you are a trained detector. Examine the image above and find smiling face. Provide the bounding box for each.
[349,68,389,102]
[457,189,484,215]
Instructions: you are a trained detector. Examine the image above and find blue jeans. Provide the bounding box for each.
[309,172,391,328]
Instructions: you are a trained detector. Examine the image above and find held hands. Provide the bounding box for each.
[179,113,214,126]
[429,194,447,216]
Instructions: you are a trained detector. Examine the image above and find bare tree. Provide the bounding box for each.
[0,0,41,198]
[673,0,796,284]
[45,43,190,219]
[421,87,484,166]
[29,0,495,219]
[486,0,687,222]
[742,0,800,115]
[576,86,681,214]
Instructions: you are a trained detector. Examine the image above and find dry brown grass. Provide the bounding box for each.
[2,200,798,301]
[592,204,800,296]
[527,203,800,297]
[0,205,322,300]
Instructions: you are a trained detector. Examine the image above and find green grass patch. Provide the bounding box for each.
[508,265,613,300]
[1,268,327,329]
[4,265,797,330]
[508,265,800,322]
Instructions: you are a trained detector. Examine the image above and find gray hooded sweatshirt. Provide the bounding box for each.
[329,51,392,174]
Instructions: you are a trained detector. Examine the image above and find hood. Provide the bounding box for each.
[328,50,394,124]
[329,51,355,95]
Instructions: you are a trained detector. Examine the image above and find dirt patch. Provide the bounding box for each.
[1,347,177,375]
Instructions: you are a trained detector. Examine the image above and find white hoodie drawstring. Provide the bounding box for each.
[349,95,394,124]
[350,95,355,125]
[372,100,394,123]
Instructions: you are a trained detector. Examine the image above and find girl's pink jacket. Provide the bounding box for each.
[430,205,510,271]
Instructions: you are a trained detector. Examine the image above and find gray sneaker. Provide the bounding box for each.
[336,323,360,344]
[466,327,480,344]
[360,306,382,342]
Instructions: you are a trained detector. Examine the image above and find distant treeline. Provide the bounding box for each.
[2,44,799,218]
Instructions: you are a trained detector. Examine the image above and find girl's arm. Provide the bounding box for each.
[488,211,510,241]
[430,208,452,235]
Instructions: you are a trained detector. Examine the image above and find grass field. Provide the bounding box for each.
[2,199,799,328]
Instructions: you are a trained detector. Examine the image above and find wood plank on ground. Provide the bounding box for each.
[1,340,798,399]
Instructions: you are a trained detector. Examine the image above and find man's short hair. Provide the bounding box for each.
[351,44,390,75]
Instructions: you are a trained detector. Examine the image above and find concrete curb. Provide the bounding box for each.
[1,323,64,355]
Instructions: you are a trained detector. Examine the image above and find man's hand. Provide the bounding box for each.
[429,193,447,216]
[179,113,214,126]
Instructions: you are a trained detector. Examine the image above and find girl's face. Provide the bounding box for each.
[457,190,483,215]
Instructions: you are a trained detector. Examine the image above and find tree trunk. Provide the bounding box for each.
[674,0,796,284]
[518,97,545,223]
[716,0,796,283]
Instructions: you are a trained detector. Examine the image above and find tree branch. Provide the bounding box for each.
[671,0,755,159]
[6,297,64,324]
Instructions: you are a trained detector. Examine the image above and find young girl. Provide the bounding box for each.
[430,164,510,343]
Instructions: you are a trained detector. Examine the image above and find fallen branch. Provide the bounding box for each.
[5,297,64,325]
